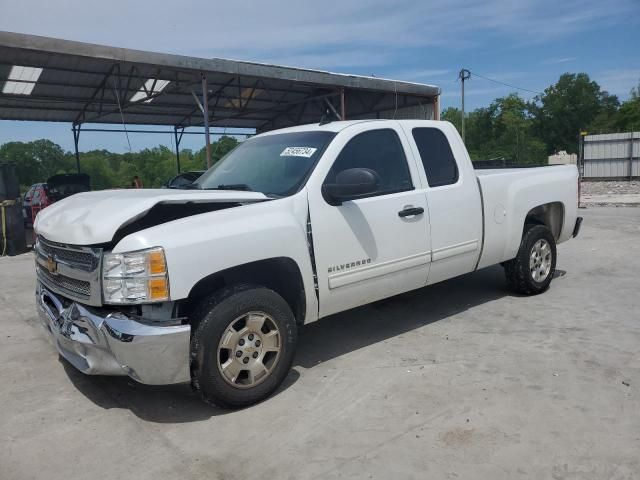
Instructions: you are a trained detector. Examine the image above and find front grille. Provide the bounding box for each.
[37,265,92,298]
[38,240,96,270]
[35,236,102,305]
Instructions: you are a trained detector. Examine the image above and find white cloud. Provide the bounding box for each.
[542,57,577,65]
[0,0,636,71]
[0,0,637,116]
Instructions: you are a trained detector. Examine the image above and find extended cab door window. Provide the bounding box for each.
[323,129,413,197]
[412,127,459,187]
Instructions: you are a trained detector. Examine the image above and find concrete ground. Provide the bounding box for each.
[1,207,639,480]
[581,180,640,206]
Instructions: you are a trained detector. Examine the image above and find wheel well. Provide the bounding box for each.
[524,202,564,240]
[181,257,306,326]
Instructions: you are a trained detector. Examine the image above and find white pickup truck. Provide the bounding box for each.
[34,120,582,407]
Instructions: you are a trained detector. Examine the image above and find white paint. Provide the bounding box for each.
[36,119,579,325]
[431,240,479,262]
[493,203,506,224]
[306,120,431,317]
[34,189,268,244]
[399,120,483,285]
[475,165,578,269]
[328,251,431,289]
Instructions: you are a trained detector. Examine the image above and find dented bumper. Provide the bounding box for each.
[36,282,191,385]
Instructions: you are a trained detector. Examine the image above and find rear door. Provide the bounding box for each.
[401,122,483,285]
[308,121,431,317]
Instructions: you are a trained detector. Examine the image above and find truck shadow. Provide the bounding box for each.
[61,359,301,423]
[295,265,510,369]
[63,265,516,423]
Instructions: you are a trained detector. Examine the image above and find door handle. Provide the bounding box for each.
[398,206,424,218]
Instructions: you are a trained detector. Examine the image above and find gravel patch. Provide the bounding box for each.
[581,180,640,196]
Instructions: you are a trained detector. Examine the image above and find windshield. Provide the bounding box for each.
[195,131,336,197]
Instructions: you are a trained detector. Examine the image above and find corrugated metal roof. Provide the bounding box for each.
[0,31,440,130]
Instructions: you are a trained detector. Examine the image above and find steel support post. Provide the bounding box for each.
[202,74,212,169]
[578,132,585,208]
[629,133,634,181]
[174,126,184,174]
[72,124,81,173]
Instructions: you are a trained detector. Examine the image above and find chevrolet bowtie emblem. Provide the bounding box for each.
[46,255,58,275]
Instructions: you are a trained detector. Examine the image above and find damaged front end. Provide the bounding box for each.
[36,283,191,384]
[34,188,270,246]
[33,189,270,384]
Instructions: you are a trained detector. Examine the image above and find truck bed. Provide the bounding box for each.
[474,165,579,269]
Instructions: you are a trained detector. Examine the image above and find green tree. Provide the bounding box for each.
[192,135,240,170]
[0,139,72,188]
[442,96,546,164]
[441,107,462,132]
[531,73,619,153]
[613,80,640,132]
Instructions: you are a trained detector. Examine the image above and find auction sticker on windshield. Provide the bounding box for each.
[280,147,317,158]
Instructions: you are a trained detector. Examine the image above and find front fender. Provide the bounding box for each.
[113,193,317,321]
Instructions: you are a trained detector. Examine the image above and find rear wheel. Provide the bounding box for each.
[190,285,297,408]
[504,224,556,295]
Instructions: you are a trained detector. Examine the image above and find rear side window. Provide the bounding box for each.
[326,129,413,195]
[412,128,459,187]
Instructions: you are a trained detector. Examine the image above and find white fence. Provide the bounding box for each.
[583,132,639,178]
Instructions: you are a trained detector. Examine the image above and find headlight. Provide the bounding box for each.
[102,247,170,304]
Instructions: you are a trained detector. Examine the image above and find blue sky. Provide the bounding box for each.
[1,0,639,153]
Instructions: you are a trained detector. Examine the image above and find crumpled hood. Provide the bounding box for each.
[34,189,268,245]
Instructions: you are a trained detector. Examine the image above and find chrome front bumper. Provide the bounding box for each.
[36,282,191,385]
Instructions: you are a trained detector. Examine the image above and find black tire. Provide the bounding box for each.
[190,284,297,408]
[504,224,557,295]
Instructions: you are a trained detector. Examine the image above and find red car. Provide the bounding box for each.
[23,174,90,225]
[22,183,52,225]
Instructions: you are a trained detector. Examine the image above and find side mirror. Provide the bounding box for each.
[322,167,380,205]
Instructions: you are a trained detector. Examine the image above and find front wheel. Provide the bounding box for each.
[190,285,297,408]
[504,224,557,295]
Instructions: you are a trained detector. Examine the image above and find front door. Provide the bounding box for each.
[308,122,431,318]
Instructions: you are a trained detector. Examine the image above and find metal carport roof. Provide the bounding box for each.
[0,31,440,169]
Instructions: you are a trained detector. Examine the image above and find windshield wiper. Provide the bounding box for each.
[206,184,253,191]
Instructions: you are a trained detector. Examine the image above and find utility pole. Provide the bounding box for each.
[459,69,471,144]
